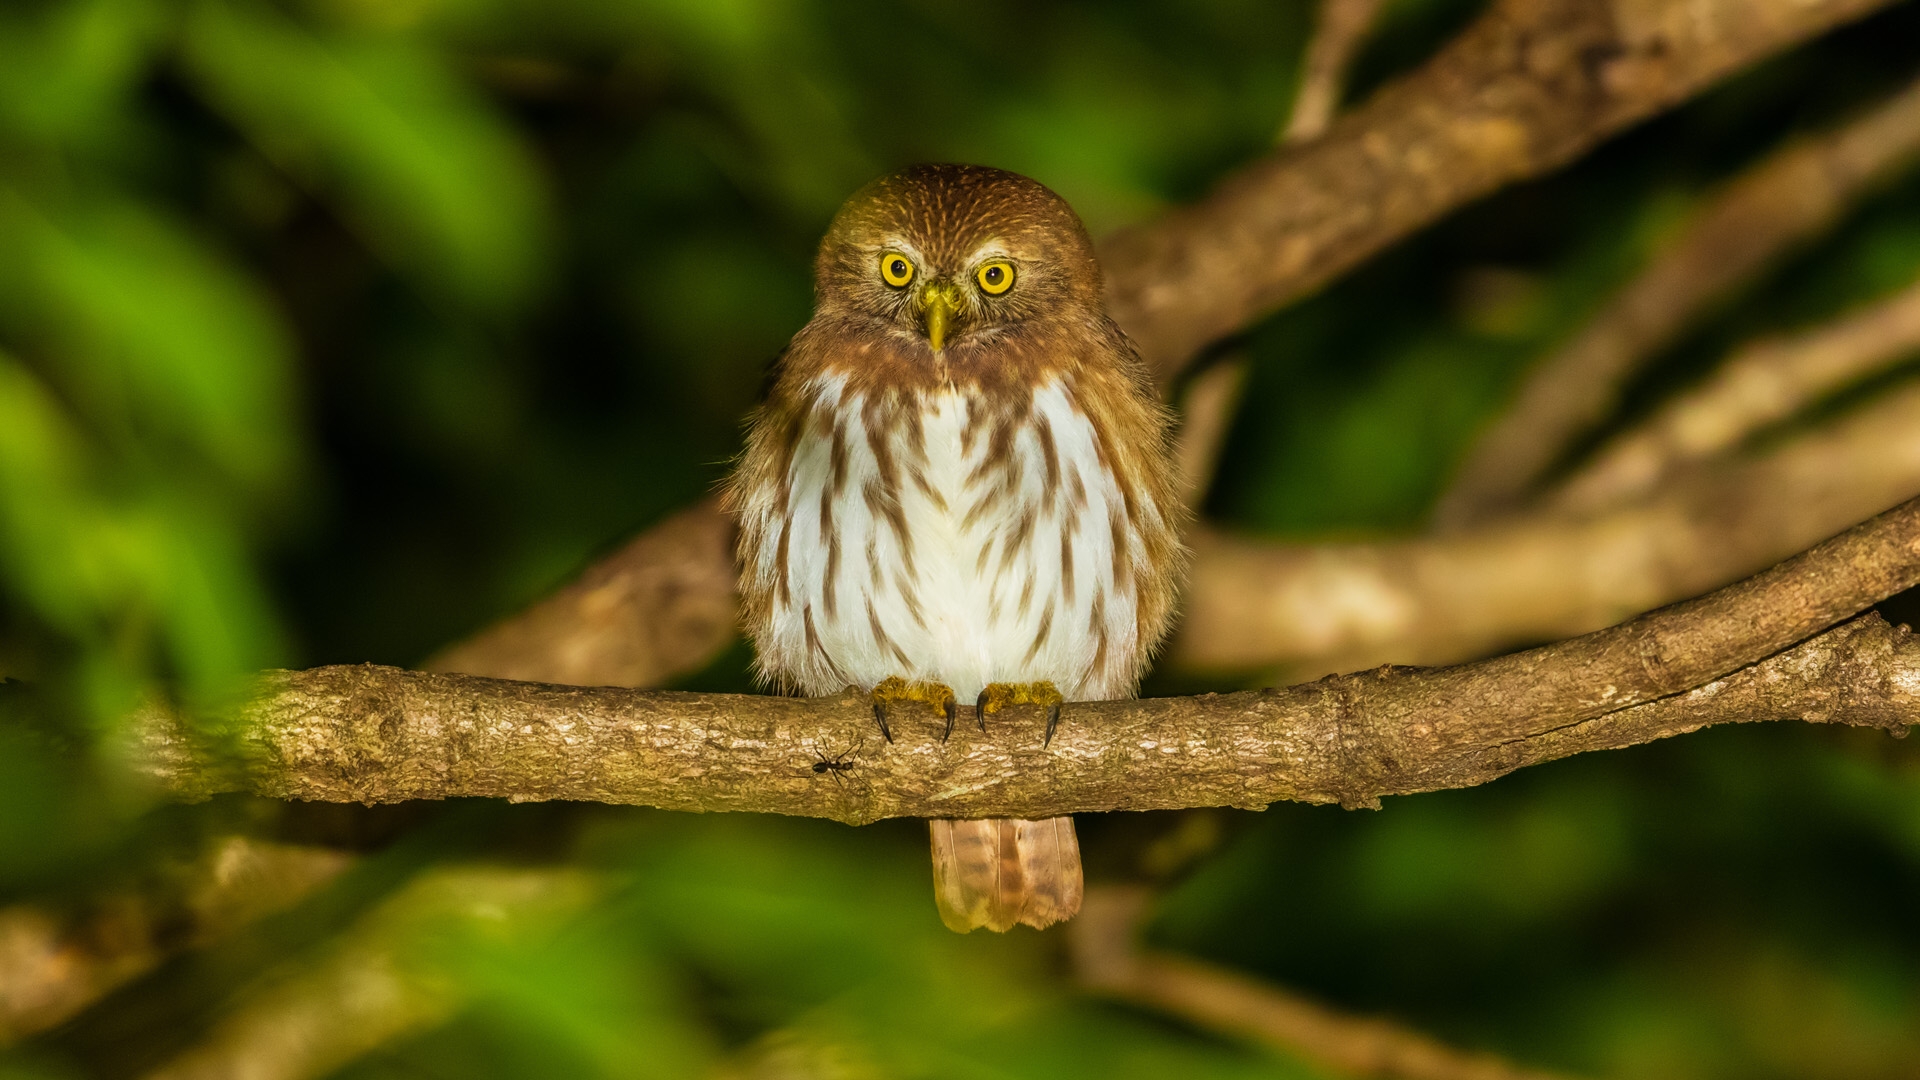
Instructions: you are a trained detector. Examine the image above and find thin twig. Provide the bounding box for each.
[1204,0,1376,517]
[1283,0,1387,145]
[1072,887,1580,1080]
[1436,72,1920,527]
[1174,358,1250,511]
[134,496,1920,821]
[1550,276,1920,514]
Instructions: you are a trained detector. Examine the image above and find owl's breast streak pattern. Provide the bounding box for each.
[751,371,1149,703]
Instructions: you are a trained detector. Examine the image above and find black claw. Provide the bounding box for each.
[872,701,893,743]
[942,696,956,742]
[1043,702,1061,748]
[975,690,990,732]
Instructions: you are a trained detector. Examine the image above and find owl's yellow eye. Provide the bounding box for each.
[976,260,1015,295]
[880,252,915,288]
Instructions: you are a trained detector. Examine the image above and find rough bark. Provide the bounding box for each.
[129,615,1919,822]
[129,497,1920,823]
[1435,71,1920,525]
[1174,380,1920,676]
[1101,0,1900,384]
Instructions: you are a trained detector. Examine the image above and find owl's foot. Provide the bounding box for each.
[870,677,958,743]
[974,681,1065,746]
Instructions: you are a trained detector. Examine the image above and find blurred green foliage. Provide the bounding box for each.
[4,0,1920,1076]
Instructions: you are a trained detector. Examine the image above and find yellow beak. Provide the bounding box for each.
[921,284,960,353]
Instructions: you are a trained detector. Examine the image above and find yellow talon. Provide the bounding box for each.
[870,677,958,742]
[973,681,1065,745]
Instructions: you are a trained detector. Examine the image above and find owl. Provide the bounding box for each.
[725,164,1184,932]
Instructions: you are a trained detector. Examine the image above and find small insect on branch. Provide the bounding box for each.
[809,742,862,788]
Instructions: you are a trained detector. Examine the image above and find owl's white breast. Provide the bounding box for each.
[746,372,1149,702]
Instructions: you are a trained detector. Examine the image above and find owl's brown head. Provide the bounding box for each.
[814,164,1103,357]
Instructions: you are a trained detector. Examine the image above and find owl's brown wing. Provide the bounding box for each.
[929,817,1083,933]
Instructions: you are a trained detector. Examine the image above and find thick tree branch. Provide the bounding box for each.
[1101,0,1898,383]
[135,498,1920,821]
[1436,72,1920,526]
[1175,380,1920,676]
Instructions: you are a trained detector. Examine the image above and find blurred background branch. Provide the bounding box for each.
[1100,0,1899,382]
[424,498,736,688]
[1177,378,1920,675]
[1072,887,1580,1080]
[1282,0,1389,146]
[1436,71,1920,526]
[0,837,350,1044]
[1549,270,1920,514]
[140,867,600,1080]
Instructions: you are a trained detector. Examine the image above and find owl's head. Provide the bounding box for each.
[814,164,1103,355]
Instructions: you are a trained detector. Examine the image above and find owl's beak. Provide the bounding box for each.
[920,282,961,353]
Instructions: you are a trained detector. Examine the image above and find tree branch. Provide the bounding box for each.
[1071,887,1580,1080]
[1283,0,1387,146]
[1174,380,1920,676]
[1435,71,1920,526]
[0,838,350,1044]
[1550,275,1920,514]
[135,497,1920,822]
[140,867,595,1080]
[1102,0,1899,383]
[1172,357,1250,511]
[422,497,737,687]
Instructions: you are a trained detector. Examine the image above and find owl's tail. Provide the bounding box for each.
[928,816,1083,932]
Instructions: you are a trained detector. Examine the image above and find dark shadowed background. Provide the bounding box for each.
[5,0,1920,1077]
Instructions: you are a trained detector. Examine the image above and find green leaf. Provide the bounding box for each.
[0,350,284,703]
[0,189,297,495]
[0,0,166,148]
[180,0,552,310]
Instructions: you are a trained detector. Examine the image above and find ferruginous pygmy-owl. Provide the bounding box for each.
[725,164,1184,933]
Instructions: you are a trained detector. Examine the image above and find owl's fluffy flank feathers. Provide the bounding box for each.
[725,164,1185,932]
